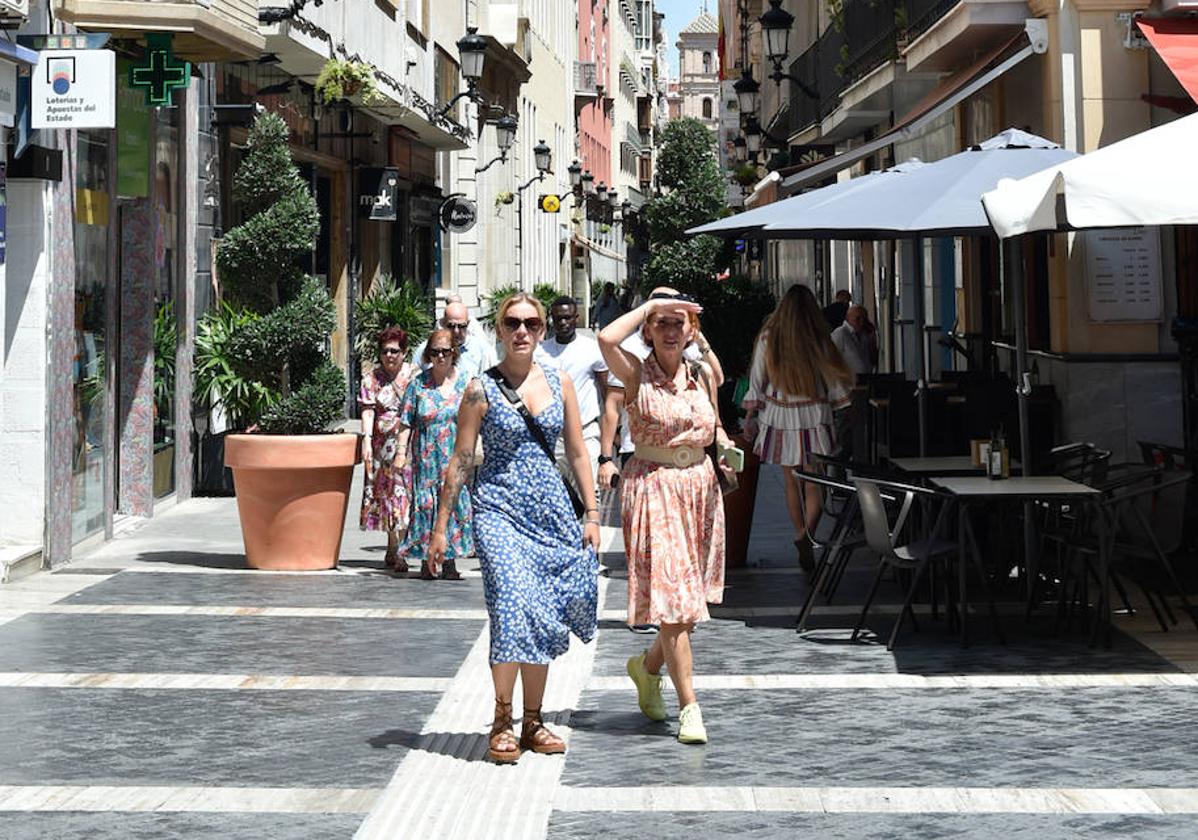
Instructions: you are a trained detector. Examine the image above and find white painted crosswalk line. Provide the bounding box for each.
[553,785,1198,815]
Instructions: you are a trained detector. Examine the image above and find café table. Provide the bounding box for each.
[889,455,1020,477]
[930,476,1106,645]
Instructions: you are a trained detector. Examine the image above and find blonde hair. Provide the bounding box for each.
[495,293,547,338]
[758,284,852,397]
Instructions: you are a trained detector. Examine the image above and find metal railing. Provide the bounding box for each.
[904,0,960,42]
[843,0,900,84]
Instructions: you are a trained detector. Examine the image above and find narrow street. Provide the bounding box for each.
[1,468,1197,839]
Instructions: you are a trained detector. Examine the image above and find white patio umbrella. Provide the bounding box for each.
[981,113,1198,238]
[687,162,922,238]
[754,129,1079,458]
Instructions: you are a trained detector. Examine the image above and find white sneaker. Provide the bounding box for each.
[677,702,708,744]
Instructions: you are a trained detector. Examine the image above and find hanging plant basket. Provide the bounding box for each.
[315,59,383,105]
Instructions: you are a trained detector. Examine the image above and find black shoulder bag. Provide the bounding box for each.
[485,367,587,518]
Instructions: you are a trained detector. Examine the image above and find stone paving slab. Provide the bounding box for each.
[546,810,1198,839]
[61,571,487,610]
[0,812,366,840]
[0,613,481,677]
[560,686,1198,789]
[589,615,1176,678]
[0,687,438,787]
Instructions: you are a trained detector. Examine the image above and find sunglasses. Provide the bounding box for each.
[445,321,469,330]
[380,347,404,356]
[427,347,454,359]
[502,316,544,334]
[648,291,697,303]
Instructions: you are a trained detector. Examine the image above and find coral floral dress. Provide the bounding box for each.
[359,363,416,533]
[621,354,725,625]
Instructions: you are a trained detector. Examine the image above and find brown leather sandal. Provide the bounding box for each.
[488,699,521,764]
[519,707,566,755]
[439,559,463,581]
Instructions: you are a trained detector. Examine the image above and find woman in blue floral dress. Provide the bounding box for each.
[428,293,600,764]
[399,328,474,580]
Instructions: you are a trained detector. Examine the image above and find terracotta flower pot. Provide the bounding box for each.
[722,433,761,568]
[224,433,362,571]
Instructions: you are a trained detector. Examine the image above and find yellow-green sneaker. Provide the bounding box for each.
[677,702,708,744]
[625,651,666,721]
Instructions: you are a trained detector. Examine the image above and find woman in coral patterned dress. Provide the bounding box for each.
[359,326,417,573]
[398,328,474,581]
[599,291,733,746]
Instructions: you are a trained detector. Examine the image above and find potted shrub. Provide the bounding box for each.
[315,59,382,105]
[214,113,353,571]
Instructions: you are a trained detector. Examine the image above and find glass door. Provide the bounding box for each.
[71,129,111,541]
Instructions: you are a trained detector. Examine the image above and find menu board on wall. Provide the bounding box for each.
[1084,226,1163,323]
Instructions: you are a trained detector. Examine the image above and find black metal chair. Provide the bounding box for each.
[850,477,961,650]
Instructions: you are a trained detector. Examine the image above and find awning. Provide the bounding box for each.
[782,20,1047,191]
[0,41,38,66]
[745,171,781,209]
[1137,18,1198,105]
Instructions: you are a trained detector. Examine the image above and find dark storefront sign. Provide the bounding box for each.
[439,194,476,234]
[358,167,399,221]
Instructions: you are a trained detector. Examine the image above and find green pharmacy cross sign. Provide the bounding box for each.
[129,33,191,107]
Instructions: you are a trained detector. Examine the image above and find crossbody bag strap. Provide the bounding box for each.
[485,367,586,516]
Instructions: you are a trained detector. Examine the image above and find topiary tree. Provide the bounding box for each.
[213,113,345,435]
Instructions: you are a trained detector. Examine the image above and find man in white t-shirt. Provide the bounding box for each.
[536,296,608,487]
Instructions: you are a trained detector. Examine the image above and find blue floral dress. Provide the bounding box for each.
[399,371,474,561]
[474,365,598,665]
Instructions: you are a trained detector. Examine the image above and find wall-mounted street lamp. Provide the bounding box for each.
[759,0,818,100]
[568,160,582,189]
[743,115,788,155]
[518,139,554,193]
[437,27,489,117]
[581,170,595,194]
[476,113,520,173]
[733,69,760,116]
[595,181,608,204]
[733,135,748,164]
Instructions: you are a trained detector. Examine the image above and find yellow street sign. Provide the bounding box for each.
[539,194,561,213]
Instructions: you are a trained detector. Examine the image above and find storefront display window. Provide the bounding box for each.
[72,129,110,542]
[153,106,179,498]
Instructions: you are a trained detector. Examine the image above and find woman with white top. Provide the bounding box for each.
[742,284,853,572]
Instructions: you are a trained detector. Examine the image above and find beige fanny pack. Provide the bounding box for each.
[633,444,705,469]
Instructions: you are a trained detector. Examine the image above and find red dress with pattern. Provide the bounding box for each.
[620,354,726,625]
[359,363,416,533]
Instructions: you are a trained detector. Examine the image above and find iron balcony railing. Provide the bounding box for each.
[904,0,961,42]
[842,0,900,84]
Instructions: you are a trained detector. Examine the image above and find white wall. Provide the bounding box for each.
[0,177,51,547]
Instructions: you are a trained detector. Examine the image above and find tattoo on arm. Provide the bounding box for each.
[463,379,487,407]
[436,450,473,528]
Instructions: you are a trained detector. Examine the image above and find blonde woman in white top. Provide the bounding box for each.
[742,284,853,572]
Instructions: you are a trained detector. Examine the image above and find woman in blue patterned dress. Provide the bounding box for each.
[428,293,600,764]
[399,328,474,580]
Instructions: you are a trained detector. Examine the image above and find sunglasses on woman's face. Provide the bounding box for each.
[502,316,544,334]
[427,347,454,359]
[381,347,403,356]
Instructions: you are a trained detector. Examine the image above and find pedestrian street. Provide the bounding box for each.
[1,466,1198,839]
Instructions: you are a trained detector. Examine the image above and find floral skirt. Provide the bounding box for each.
[360,435,412,533]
